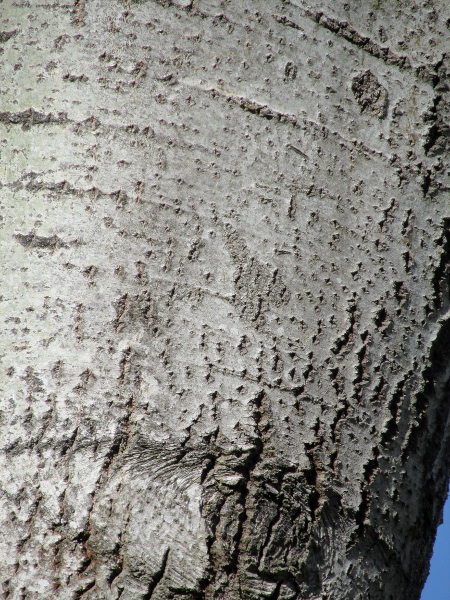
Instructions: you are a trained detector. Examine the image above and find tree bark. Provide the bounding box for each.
[1,1,449,599]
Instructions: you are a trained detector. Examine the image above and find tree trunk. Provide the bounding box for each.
[1,1,449,598]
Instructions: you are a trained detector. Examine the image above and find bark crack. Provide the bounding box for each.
[144,548,170,600]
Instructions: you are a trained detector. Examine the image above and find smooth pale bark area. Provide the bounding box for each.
[0,1,449,599]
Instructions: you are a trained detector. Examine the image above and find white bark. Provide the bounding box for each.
[0,1,449,598]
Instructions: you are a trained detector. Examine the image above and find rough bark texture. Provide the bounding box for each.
[1,1,449,599]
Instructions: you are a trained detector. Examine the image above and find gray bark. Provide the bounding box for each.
[0,1,449,599]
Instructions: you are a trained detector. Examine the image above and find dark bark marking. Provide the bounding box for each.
[60,425,79,457]
[121,436,214,494]
[394,281,408,309]
[117,345,132,385]
[75,304,83,342]
[143,548,170,599]
[374,307,390,333]
[72,0,86,26]
[207,86,391,164]
[284,61,298,81]
[63,72,89,83]
[53,34,71,51]
[73,579,95,599]
[424,95,445,156]
[431,217,450,310]
[402,250,412,273]
[13,232,70,252]
[273,11,438,83]
[352,341,368,401]
[352,448,380,543]
[331,300,357,355]
[0,109,68,127]
[0,30,18,43]
[132,60,148,87]
[113,293,129,334]
[381,375,409,447]
[378,198,397,232]
[351,71,388,119]
[107,551,123,588]
[287,196,296,220]
[287,144,308,159]
[422,169,432,196]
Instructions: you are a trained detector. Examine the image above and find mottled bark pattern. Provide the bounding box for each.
[0,1,449,599]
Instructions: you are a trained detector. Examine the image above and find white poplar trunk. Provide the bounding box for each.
[0,1,449,598]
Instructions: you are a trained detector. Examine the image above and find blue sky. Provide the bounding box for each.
[421,492,450,599]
